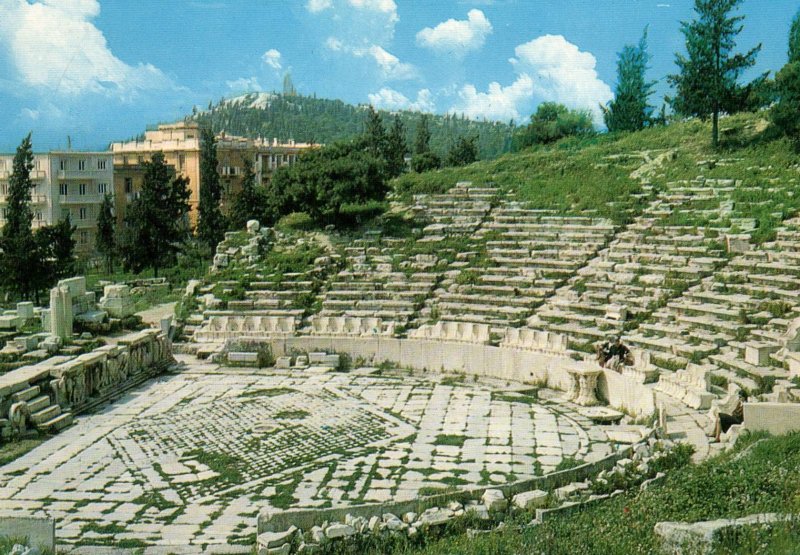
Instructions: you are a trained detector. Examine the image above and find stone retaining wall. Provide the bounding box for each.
[0,329,173,441]
[264,336,656,418]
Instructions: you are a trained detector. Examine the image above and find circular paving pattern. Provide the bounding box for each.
[0,364,620,548]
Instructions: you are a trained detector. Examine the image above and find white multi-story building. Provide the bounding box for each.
[0,151,114,254]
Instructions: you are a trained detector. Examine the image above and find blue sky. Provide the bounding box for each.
[0,0,796,151]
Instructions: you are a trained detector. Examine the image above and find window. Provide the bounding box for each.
[98,183,108,194]
[80,231,88,245]
[59,183,68,196]
[78,159,86,171]
[59,159,66,171]
[0,184,7,196]
[178,154,186,170]
[79,183,86,195]
[35,211,43,221]
[124,177,133,194]
[97,159,107,170]
[79,207,87,220]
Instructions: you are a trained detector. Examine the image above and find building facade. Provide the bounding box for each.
[110,121,315,225]
[0,151,114,254]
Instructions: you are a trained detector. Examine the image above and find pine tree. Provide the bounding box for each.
[604,28,656,132]
[668,0,761,147]
[790,8,800,63]
[413,115,432,156]
[364,106,387,160]
[446,135,479,167]
[96,193,116,273]
[0,134,38,301]
[196,127,226,250]
[385,117,407,178]
[121,152,190,277]
[229,159,266,230]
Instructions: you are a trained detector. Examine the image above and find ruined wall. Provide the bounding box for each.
[266,336,655,418]
[0,329,173,441]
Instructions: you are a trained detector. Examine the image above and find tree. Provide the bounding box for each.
[511,103,595,150]
[411,115,441,172]
[120,152,190,277]
[33,215,76,294]
[196,126,226,250]
[0,134,38,301]
[385,117,407,178]
[229,159,266,230]
[413,114,433,156]
[604,28,655,132]
[364,106,387,160]
[96,193,116,273]
[790,8,800,63]
[446,135,479,167]
[266,138,387,226]
[668,0,762,147]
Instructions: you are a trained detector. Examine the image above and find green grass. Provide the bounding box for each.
[0,437,45,467]
[434,434,467,448]
[381,431,800,555]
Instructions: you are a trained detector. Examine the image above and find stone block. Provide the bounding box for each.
[482,489,507,512]
[275,356,293,369]
[228,352,259,364]
[325,523,355,539]
[16,302,34,320]
[0,315,20,330]
[247,220,261,233]
[744,343,780,366]
[513,489,549,510]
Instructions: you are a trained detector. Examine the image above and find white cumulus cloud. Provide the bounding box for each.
[511,34,612,124]
[452,75,534,121]
[262,49,283,71]
[0,0,172,98]
[416,9,492,57]
[348,0,398,24]
[306,0,332,12]
[326,39,417,81]
[226,76,262,93]
[451,35,612,124]
[368,87,435,112]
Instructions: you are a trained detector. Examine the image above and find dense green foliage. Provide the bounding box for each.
[194,93,514,160]
[771,61,800,148]
[96,193,116,273]
[790,8,800,63]
[0,135,76,304]
[265,138,387,227]
[604,29,656,132]
[196,127,226,249]
[120,152,191,277]
[668,0,763,147]
[445,135,479,167]
[511,103,595,151]
[228,159,267,230]
[411,115,442,173]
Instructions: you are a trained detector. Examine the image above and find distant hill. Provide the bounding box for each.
[191,92,516,160]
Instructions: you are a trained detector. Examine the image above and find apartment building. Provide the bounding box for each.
[111,121,315,225]
[0,151,114,254]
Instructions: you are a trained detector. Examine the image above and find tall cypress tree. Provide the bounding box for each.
[385,117,407,179]
[411,115,440,173]
[604,28,655,132]
[668,0,761,147]
[121,152,190,277]
[789,8,800,63]
[0,134,37,300]
[197,127,226,250]
[229,159,266,230]
[96,193,116,273]
[364,106,387,160]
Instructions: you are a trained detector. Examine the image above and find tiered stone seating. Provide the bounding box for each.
[193,314,296,342]
[319,239,438,326]
[411,181,498,239]
[654,363,716,409]
[529,185,730,350]
[625,219,800,385]
[308,316,393,336]
[428,206,615,329]
[408,320,491,344]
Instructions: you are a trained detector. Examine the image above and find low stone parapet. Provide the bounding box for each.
[408,321,491,344]
[309,316,389,336]
[655,363,715,410]
[193,313,296,342]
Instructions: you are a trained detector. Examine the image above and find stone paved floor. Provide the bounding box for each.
[0,363,620,548]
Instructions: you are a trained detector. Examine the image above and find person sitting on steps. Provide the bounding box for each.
[596,335,633,370]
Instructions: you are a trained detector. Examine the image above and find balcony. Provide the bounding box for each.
[0,194,49,205]
[56,169,109,180]
[58,194,105,205]
[0,170,47,180]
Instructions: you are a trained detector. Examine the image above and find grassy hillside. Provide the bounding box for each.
[193,92,515,159]
[392,112,800,234]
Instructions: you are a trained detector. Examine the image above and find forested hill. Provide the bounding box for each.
[191,92,516,159]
